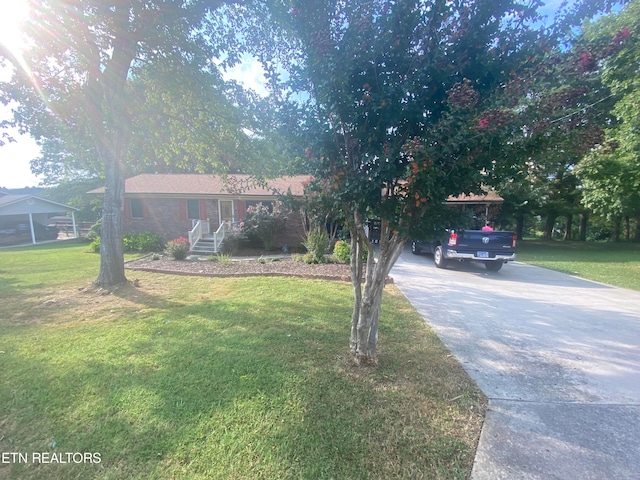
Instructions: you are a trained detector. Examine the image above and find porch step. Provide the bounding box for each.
[190,238,220,255]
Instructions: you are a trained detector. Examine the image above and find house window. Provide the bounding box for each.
[130,199,144,218]
[187,199,200,219]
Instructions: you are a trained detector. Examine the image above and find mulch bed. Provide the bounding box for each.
[125,254,356,282]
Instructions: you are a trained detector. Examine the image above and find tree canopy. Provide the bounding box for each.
[266,0,559,362]
[257,0,633,362]
[577,0,640,239]
[0,0,289,285]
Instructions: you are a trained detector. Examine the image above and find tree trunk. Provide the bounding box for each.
[612,218,621,242]
[515,213,524,241]
[91,12,137,286]
[349,221,365,355]
[635,214,640,243]
[349,213,405,364]
[563,214,573,241]
[542,212,557,240]
[579,213,588,241]
[96,158,127,286]
[624,216,630,241]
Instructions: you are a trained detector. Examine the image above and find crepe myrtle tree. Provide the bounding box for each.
[282,0,558,364]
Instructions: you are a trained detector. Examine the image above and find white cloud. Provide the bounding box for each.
[222,54,269,97]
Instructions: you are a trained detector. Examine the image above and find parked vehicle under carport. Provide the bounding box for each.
[0,221,59,246]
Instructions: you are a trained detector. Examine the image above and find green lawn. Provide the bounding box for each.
[0,242,485,479]
[517,240,640,291]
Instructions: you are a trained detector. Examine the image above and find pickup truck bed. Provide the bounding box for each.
[412,230,516,271]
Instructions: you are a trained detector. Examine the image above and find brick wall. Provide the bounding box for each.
[124,197,189,241]
[123,197,305,246]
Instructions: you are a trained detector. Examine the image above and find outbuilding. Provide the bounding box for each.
[0,193,79,246]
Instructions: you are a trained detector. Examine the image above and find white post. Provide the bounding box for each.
[71,211,78,238]
[28,213,36,244]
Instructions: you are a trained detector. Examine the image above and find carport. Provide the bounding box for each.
[0,194,79,245]
[446,191,504,225]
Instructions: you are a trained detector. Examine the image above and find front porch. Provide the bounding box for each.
[188,220,242,255]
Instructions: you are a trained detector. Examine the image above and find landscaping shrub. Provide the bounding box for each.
[244,201,287,250]
[88,236,101,253]
[303,228,330,263]
[89,231,164,254]
[166,237,190,260]
[123,233,137,252]
[207,253,232,265]
[333,240,351,263]
[221,222,247,254]
[123,231,164,252]
[85,219,101,241]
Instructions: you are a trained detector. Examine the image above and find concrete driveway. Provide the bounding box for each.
[390,247,640,479]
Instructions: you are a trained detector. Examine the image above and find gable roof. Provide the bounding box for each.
[0,194,78,215]
[89,174,311,197]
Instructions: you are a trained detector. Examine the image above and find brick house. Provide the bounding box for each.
[90,173,311,253]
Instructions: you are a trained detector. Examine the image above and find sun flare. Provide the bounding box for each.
[0,1,30,56]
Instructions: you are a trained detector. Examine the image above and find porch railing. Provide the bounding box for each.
[189,220,237,253]
[211,221,227,252]
[188,220,203,250]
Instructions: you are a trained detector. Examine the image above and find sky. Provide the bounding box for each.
[0,125,40,189]
[0,0,576,189]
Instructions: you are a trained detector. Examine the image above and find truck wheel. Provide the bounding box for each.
[485,261,503,272]
[434,246,448,269]
[411,241,421,255]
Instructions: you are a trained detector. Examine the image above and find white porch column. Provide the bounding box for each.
[28,213,36,244]
[71,211,78,238]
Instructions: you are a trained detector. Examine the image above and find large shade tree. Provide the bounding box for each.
[0,0,284,286]
[21,59,260,185]
[578,0,640,241]
[482,0,634,242]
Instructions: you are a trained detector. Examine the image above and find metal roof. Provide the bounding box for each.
[0,195,78,215]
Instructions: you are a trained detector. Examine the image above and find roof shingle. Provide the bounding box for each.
[90,174,311,197]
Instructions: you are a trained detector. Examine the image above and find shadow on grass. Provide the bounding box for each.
[1,284,480,479]
[0,279,185,328]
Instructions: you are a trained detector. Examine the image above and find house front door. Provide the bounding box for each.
[219,200,234,224]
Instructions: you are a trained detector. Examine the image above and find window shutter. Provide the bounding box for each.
[237,200,245,220]
[179,199,187,220]
[125,199,131,219]
[199,199,207,220]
